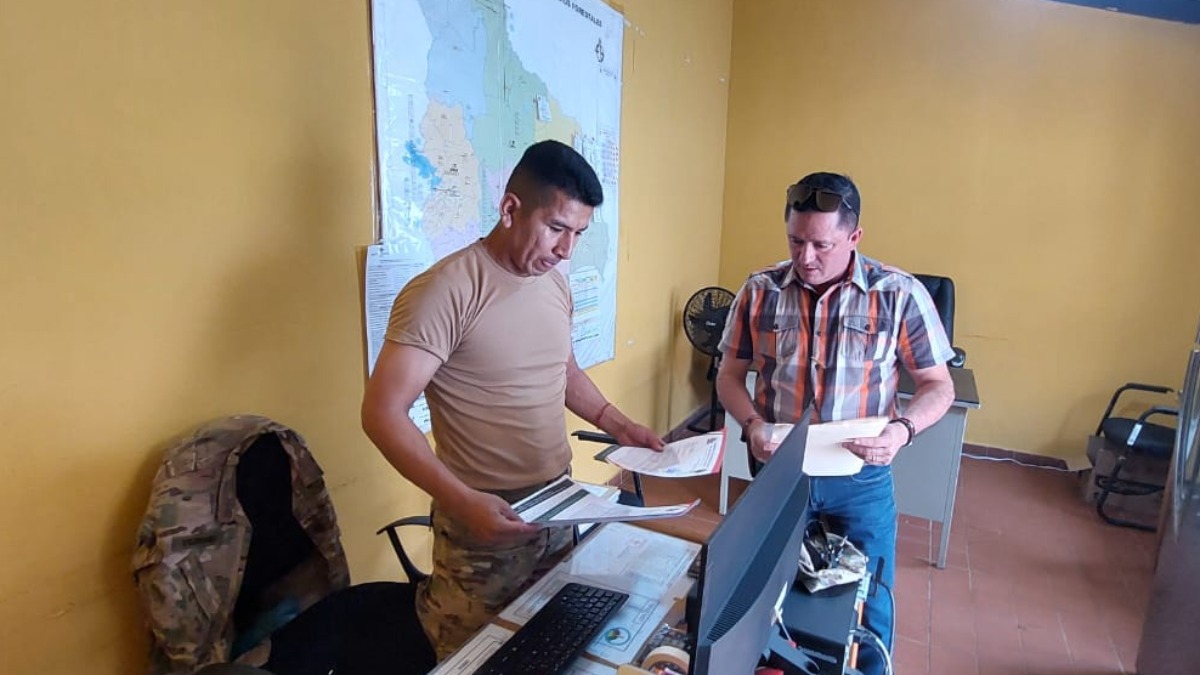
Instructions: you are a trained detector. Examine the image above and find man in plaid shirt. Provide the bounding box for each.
[716,172,955,675]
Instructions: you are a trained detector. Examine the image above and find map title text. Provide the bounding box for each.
[556,0,603,28]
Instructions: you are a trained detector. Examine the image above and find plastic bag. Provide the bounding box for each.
[796,521,868,593]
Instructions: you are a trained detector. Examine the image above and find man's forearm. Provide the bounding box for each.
[716,369,758,428]
[363,411,472,506]
[565,361,632,436]
[898,379,955,435]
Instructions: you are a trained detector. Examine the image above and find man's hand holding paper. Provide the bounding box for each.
[601,431,725,478]
[758,417,890,476]
[843,420,910,467]
[511,476,699,527]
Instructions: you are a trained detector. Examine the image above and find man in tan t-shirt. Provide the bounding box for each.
[362,140,662,659]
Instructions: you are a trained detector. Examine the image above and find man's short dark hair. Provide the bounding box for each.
[507,140,604,209]
[784,172,861,229]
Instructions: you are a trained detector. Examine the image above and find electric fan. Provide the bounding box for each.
[682,286,736,433]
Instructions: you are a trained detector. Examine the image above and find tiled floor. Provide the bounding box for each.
[622,456,1159,675]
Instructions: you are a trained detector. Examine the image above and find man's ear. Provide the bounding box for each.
[498,193,521,228]
[848,227,863,246]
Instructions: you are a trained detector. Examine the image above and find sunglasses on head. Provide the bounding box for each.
[788,184,857,215]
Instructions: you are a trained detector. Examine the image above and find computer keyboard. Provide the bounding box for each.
[473,581,629,675]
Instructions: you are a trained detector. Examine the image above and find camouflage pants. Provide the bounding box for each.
[416,494,574,661]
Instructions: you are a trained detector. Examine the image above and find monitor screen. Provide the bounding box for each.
[689,408,813,675]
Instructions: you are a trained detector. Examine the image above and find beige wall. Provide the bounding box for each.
[720,0,1200,457]
[0,1,733,672]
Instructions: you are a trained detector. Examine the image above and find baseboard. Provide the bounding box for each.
[962,442,1076,471]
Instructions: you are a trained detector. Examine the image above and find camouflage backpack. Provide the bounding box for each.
[131,415,350,675]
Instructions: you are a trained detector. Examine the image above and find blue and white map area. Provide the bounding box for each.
[371,0,623,370]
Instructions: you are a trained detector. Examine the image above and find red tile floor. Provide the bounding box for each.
[625,456,1158,675]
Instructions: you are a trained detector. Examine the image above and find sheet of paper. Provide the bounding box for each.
[363,243,431,432]
[498,523,700,666]
[575,482,620,539]
[769,417,889,476]
[602,430,726,477]
[512,476,699,527]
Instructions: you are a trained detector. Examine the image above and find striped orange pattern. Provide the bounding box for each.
[719,253,954,424]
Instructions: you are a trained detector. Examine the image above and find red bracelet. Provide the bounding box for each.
[596,402,613,425]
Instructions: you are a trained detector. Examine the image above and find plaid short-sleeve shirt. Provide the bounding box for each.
[719,253,954,425]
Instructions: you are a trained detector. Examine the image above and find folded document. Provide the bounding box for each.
[768,417,889,476]
[512,476,699,527]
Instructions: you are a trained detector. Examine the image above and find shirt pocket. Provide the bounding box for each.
[839,314,893,364]
[763,317,800,361]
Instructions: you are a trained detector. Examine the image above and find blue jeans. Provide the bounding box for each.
[808,465,897,675]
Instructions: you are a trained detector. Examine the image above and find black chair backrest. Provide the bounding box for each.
[914,274,956,345]
[234,434,318,633]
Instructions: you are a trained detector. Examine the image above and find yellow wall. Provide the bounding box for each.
[0,1,732,672]
[721,0,1200,457]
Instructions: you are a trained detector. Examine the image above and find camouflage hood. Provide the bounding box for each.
[131,415,350,675]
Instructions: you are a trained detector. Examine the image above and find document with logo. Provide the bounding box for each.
[598,430,726,478]
[512,476,699,527]
[768,417,889,476]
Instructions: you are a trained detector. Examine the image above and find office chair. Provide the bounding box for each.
[139,423,436,675]
[1089,382,1178,531]
[913,273,967,368]
[377,515,433,584]
[237,436,436,675]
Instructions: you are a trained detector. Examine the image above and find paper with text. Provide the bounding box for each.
[602,430,725,477]
[363,243,431,432]
[512,477,698,527]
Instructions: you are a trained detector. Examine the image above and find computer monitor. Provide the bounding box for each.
[689,408,815,675]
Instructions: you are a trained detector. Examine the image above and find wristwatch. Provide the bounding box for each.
[890,417,916,447]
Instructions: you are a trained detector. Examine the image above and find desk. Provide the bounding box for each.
[431,521,864,674]
[893,367,980,568]
[429,522,700,674]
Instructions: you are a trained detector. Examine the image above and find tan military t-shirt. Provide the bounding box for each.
[385,241,573,491]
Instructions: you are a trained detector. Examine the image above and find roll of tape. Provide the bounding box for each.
[641,645,690,674]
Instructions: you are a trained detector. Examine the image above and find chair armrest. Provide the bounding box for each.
[1123,406,1180,448]
[1137,406,1179,425]
[571,431,643,504]
[375,515,431,584]
[572,430,618,444]
[1096,383,1175,434]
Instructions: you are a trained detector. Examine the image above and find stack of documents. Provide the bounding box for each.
[598,430,726,478]
[512,476,699,527]
[769,417,889,476]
